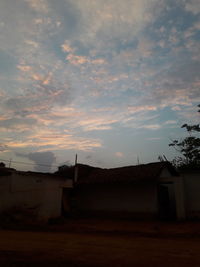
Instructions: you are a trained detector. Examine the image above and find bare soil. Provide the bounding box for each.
[1,219,200,266]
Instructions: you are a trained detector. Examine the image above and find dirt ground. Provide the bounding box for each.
[1,219,200,266]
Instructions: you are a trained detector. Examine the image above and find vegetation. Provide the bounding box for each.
[169,105,200,170]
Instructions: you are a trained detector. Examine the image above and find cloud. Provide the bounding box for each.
[0,143,8,152]
[137,37,155,58]
[78,117,117,131]
[138,58,200,110]
[115,152,124,158]
[176,105,200,124]
[24,0,49,13]
[25,39,39,48]
[66,54,88,65]
[171,106,182,111]
[17,65,32,72]
[127,105,157,114]
[185,0,200,14]
[61,40,75,53]
[17,151,56,172]
[61,39,108,67]
[6,127,102,152]
[146,137,162,141]
[0,117,37,130]
[0,0,199,167]
[139,124,161,130]
[69,0,165,48]
[164,120,177,125]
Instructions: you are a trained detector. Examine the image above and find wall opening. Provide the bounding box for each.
[158,183,176,220]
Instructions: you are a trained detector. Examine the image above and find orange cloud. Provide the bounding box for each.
[6,129,102,151]
[32,73,43,81]
[25,0,49,13]
[25,40,39,48]
[66,54,88,65]
[65,52,106,66]
[61,41,75,53]
[115,152,124,158]
[127,105,157,113]
[17,65,32,72]
[91,58,107,65]
[42,73,52,85]
[139,124,161,130]
[164,120,177,125]
[78,117,117,131]
[27,107,84,126]
[0,115,9,121]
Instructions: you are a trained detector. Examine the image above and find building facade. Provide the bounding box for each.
[70,162,186,220]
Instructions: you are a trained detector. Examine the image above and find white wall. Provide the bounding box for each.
[0,171,72,221]
[183,172,200,219]
[159,169,186,220]
[38,179,63,220]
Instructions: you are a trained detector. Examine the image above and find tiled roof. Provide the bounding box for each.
[75,162,178,185]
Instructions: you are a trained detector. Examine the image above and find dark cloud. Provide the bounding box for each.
[16,151,56,172]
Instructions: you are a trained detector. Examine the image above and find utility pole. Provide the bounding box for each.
[9,158,12,168]
[75,154,77,166]
[74,154,78,183]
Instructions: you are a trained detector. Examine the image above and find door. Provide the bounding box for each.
[158,183,176,220]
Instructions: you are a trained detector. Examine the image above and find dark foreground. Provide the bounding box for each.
[1,219,200,266]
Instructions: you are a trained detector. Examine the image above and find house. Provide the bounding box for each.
[67,162,185,220]
[2,161,199,222]
[0,166,73,222]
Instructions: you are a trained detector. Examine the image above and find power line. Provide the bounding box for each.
[0,158,60,168]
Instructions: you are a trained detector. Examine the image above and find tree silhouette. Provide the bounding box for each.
[169,104,200,169]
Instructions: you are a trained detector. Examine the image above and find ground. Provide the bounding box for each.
[1,219,200,266]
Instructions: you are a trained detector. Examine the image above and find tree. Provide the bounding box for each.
[169,105,200,169]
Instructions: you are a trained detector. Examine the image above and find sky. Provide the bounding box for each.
[0,0,200,172]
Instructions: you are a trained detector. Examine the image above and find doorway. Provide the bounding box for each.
[158,183,176,220]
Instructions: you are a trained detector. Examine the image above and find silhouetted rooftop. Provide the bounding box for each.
[56,162,179,184]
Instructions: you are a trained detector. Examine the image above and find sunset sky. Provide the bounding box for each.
[0,0,200,172]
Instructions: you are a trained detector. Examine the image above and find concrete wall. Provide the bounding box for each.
[38,178,63,220]
[74,181,158,218]
[0,171,72,222]
[159,170,186,220]
[183,171,200,219]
